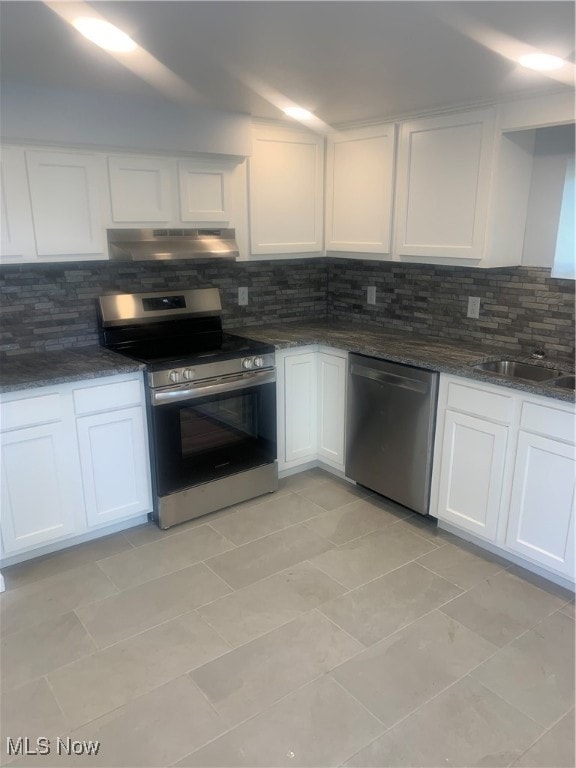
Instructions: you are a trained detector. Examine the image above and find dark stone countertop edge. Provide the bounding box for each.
[229,322,576,404]
[0,347,145,394]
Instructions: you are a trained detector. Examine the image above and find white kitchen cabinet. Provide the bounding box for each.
[395,108,495,261]
[0,145,36,260]
[248,125,324,256]
[505,418,575,578]
[77,406,151,527]
[317,350,347,470]
[282,350,318,465]
[277,346,347,473]
[0,391,83,555]
[0,373,152,560]
[435,410,509,541]
[432,374,576,583]
[394,108,534,267]
[0,422,81,554]
[178,160,232,222]
[26,149,105,257]
[108,155,174,223]
[325,124,395,254]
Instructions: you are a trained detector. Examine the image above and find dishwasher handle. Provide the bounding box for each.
[350,362,430,394]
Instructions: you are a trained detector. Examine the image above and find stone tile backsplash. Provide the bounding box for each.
[1,258,574,361]
[0,259,327,356]
[327,260,575,360]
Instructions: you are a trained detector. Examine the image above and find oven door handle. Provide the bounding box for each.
[151,369,276,406]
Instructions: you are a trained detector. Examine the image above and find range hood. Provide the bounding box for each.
[107,228,239,261]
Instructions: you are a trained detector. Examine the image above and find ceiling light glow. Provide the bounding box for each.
[283,107,314,120]
[72,17,137,52]
[518,53,565,71]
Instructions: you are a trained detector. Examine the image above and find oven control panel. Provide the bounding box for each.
[149,352,275,389]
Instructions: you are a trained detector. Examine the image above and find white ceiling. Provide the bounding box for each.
[0,1,574,126]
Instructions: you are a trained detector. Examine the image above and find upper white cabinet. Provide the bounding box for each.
[0,145,36,259]
[325,124,395,254]
[108,155,173,223]
[178,160,231,222]
[26,149,105,257]
[394,108,534,267]
[395,109,496,261]
[248,125,324,255]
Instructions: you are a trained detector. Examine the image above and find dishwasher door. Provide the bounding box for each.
[345,354,439,515]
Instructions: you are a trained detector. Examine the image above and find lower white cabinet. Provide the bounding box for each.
[283,351,318,464]
[431,374,576,582]
[436,410,508,541]
[277,346,347,473]
[317,351,347,469]
[77,406,151,527]
[0,421,82,553]
[0,373,152,559]
[506,430,575,575]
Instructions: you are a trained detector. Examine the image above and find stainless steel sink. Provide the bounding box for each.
[472,360,562,382]
[547,375,576,391]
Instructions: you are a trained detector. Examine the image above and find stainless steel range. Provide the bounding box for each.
[98,288,277,529]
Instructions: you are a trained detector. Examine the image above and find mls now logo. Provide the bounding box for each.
[7,737,101,756]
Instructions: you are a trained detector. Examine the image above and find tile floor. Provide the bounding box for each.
[1,468,574,768]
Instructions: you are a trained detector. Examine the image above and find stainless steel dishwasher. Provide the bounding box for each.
[345,354,439,515]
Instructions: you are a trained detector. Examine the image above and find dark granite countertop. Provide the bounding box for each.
[230,320,576,404]
[1,323,574,403]
[0,347,145,394]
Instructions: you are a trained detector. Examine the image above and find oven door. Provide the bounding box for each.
[149,369,276,496]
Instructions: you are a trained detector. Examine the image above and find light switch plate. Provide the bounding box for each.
[367,286,376,305]
[238,287,248,306]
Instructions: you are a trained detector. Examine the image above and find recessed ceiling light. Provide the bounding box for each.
[72,17,137,53]
[519,53,565,71]
[283,107,314,120]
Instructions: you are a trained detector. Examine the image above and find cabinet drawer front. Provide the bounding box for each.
[74,379,142,415]
[1,394,61,430]
[446,381,513,423]
[521,401,576,443]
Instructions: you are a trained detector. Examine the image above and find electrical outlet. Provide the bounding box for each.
[467,296,481,319]
[367,286,376,305]
[238,287,248,306]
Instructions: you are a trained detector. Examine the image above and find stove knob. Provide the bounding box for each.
[182,368,195,381]
[253,356,264,368]
[169,370,180,384]
[242,357,253,370]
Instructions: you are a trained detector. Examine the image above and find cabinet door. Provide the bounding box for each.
[108,155,173,222]
[436,409,508,541]
[325,124,395,253]
[394,109,495,260]
[249,126,324,255]
[76,406,152,527]
[317,352,347,469]
[284,352,318,463]
[506,431,575,577]
[0,423,79,553]
[26,150,104,256]
[0,146,36,260]
[178,161,231,222]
